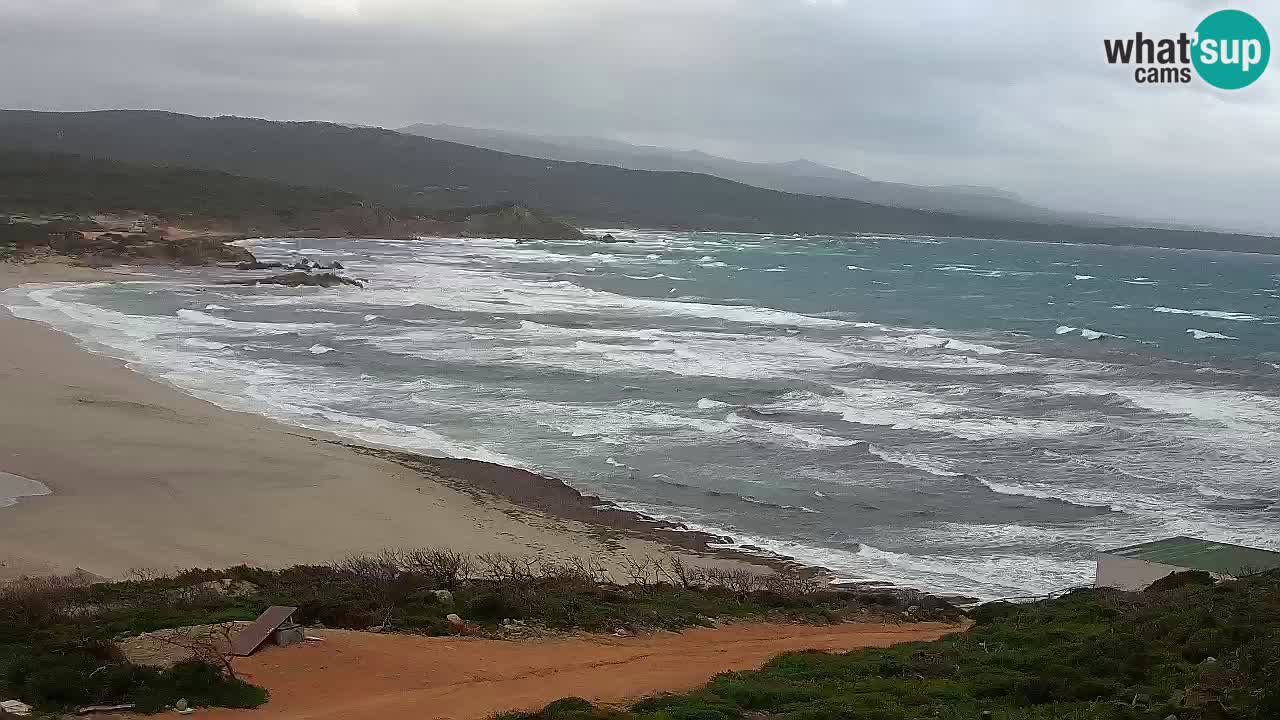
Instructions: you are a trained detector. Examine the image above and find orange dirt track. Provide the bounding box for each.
[197,622,963,720]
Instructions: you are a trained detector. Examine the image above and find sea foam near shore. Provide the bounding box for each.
[2,230,1278,599]
[0,471,50,508]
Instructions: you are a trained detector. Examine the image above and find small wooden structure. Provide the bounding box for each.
[230,606,302,657]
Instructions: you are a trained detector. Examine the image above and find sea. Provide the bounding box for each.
[3,229,1278,600]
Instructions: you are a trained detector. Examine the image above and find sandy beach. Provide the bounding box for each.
[0,261,745,582]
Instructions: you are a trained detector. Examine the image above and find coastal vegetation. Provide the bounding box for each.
[506,570,1280,720]
[0,150,583,242]
[0,550,953,714]
[3,551,1277,718]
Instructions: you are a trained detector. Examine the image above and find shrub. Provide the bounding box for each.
[1146,570,1215,592]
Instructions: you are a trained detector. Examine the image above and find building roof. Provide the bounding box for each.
[1101,536,1280,576]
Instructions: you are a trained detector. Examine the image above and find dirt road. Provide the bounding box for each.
[199,622,962,720]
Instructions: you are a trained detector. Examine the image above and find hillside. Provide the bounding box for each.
[0,150,359,222]
[1,110,1275,254]
[399,122,1061,221]
[0,150,582,240]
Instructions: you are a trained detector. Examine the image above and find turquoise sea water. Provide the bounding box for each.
[5,229,1278,598]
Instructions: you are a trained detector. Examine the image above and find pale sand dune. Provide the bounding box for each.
[0,262,739,581]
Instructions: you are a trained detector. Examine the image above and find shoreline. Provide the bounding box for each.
[0,259,977,601]
[0,260,803,584]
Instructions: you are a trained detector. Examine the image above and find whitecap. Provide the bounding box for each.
[309,344,336,355]
[1,471,51,509]
[176,309,332,335]
[182,338,230,350]
[1073,275,1095,280]
[1054,325,1076,335]
[204,304,231,311]
[1153,306,1260,322]
[867,445,962,477]
[1079,328,1124,340]
[1186,329,1237,340]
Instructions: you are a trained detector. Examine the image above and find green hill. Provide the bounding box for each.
[0,149,359,221]
[0,150,583,241]
[1,110,1277,254]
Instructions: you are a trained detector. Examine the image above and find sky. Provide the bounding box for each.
[1,0,1277,232]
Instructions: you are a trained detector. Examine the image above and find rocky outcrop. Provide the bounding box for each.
[236,260,287,270]
[228,271,364,288]
[460,205,585,241]
[598,233,634,243]
[3,222,254,266]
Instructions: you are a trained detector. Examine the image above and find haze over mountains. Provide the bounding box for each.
[400,123,1070,223]
[2,109,1276,255]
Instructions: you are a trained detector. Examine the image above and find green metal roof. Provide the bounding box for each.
[1102,536,1280,576]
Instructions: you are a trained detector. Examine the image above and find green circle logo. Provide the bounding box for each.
[1193,10,1270,89]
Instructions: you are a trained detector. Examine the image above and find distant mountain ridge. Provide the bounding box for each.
[397,123,1069,221]
[0,109,1275,254]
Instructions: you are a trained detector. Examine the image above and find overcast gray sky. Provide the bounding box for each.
[2,0,1277,232]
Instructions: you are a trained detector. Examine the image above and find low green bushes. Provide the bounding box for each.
[1,549,948,714]
[506,570,1280,720]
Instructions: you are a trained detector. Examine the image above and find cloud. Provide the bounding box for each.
[1,0,1277,231]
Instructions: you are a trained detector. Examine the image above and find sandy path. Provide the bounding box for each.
[198,623,961,720]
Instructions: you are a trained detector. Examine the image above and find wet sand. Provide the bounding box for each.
[0,262,751,581]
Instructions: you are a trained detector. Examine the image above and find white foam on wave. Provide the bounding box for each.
[176,309,334,335]
[1055,325,1076,335]
[773,384,1093,441]
[1079,327,1124,340]
[888,334,1005,356]
[935,265,1005,278]
[621,500,1088,597]
[349,262,851,330]
[1073,275,1096,280]
[1153,306,1260,322]
[204,304,230,311]
[309,344,335,355]
[0,471,51,509]
[697,397,730,410]
[1187,328,1237,340]
[724,413,856,450]
[866,445,962,477]
[1,285,513,467]
[183,338,230,351]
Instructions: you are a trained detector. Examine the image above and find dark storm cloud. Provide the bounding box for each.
[1,0,1277,231]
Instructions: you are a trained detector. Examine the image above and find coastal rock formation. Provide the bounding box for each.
[229,271,364,288]
[236,260,287,270]
[2,221,253,266]
[460,204,585,241]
